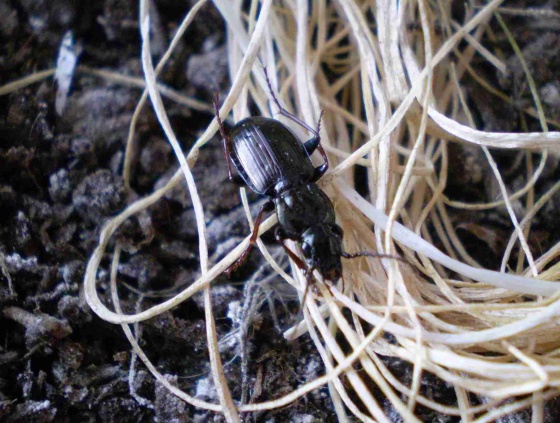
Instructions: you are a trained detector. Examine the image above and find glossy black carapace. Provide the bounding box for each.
[214,72,395,290]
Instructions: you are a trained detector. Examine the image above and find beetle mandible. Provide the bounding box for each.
[214,70,396,292]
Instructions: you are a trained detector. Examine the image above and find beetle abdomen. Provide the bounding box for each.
[230,117,315,195]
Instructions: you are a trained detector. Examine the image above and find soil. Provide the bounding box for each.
[1,1,560,422]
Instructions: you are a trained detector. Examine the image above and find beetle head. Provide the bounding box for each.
[300,224,344,281]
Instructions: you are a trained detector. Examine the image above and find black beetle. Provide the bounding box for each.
[214,71,397,292]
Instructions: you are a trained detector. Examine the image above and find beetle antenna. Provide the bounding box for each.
[341,251,405,262]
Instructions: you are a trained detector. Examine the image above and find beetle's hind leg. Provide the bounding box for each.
[213,91,244,186]
[311,150,328,182]
[263,68,319,137]
[263,68,329,179]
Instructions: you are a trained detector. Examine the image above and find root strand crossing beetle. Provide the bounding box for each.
[214,69,399,298]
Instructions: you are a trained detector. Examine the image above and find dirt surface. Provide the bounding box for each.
[1,1,560,422]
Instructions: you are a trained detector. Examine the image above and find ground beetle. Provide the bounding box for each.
[214,70,397,295]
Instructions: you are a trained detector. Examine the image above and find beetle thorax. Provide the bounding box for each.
[274,183,336,237]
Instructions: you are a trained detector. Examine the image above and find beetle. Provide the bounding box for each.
[214,70,398,294]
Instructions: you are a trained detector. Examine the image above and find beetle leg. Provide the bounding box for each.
[300,268,315,310]
[263,68,329,169]
[310,111,329,181]
[274,227,308,272]
[311,160,328,182]
[275,228,316,310]
[303,109,325,154]
[213,91,244,186]
[264,68,319,134]
[303,137,319,155]
[312,111,329,182]
[263,69,329,181]
[225,200,275,276]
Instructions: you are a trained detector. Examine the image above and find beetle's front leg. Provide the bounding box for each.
[225,200,275,277]
[275,227,307,271]
[276,228,317,308]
